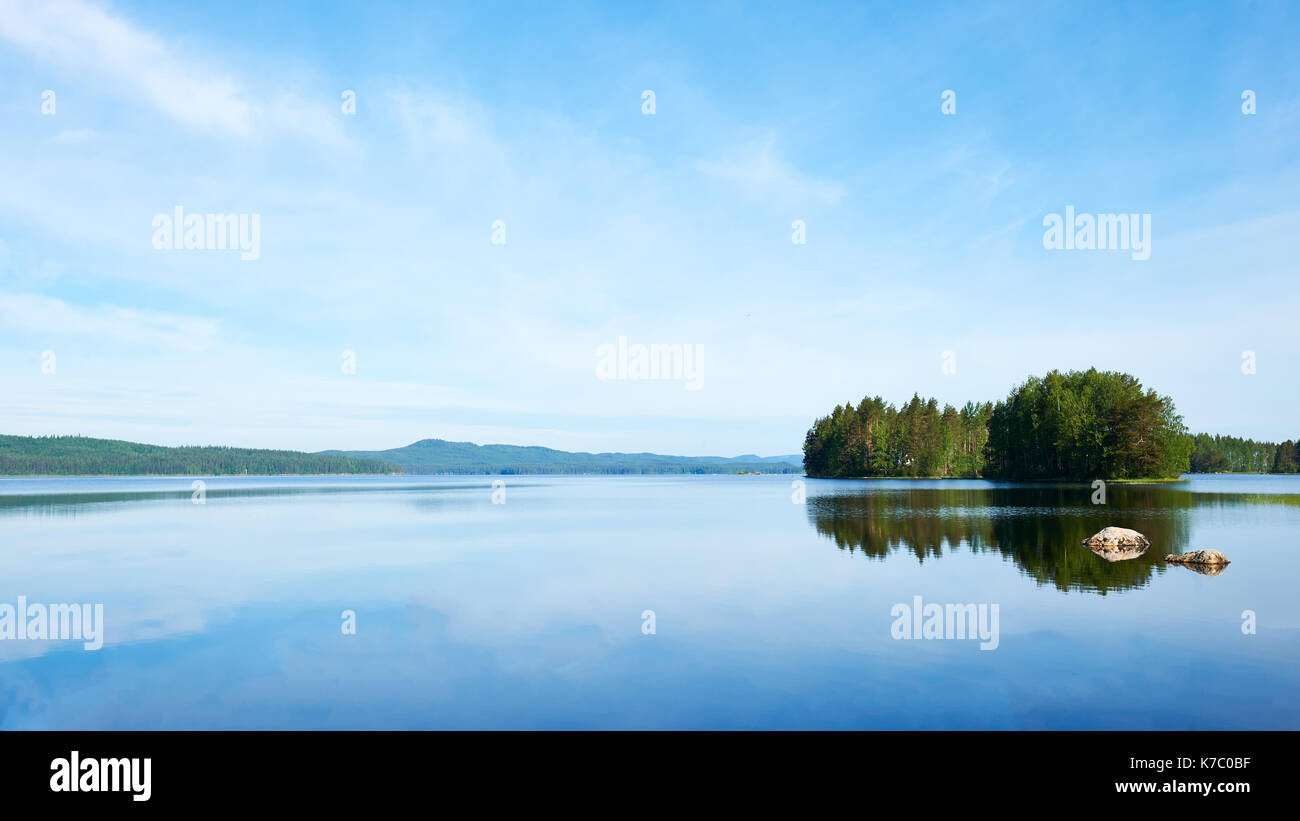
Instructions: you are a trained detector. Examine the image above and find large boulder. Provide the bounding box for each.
[1082,527,1150,550]
[1164,550,1231,566]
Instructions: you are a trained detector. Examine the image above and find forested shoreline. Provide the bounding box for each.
[0,435,397,476]
[0,435,804,476]
[1189,433,1298,474]
[329,438,802,475]
[803,368,1296,480]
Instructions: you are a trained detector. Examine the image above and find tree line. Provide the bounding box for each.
[803,368,1288,480]
[1189,433,1299,474]
[802,395,991,478]
[1,434,807,476]
[331,438,804,475]
[0,435,397,476]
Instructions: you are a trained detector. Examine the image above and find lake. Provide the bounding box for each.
[1,473,1296,729]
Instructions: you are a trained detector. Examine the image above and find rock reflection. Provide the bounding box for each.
[807,483,1202,594]
[1166,561,1229,577]
[1086,543,1151,562]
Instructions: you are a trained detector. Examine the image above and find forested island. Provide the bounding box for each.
[803,368,1297,480]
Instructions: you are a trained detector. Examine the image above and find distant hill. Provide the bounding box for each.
[0,435,397,476]
[0,434,802,476]
[324,439,803,475]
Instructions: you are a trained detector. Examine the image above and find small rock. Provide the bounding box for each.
[1164,549,1230,566]
[1081,526,1150,549]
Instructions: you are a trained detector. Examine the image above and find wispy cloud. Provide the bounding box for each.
[0,0,254,134]
[0,0,350,146]
[391,89,509,178]
[0,292,219,352]
[697,139,845,207]
[0,1,1296,453]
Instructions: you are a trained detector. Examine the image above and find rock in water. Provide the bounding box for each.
[1081,527,1150,549]
[1164,550,1231,566]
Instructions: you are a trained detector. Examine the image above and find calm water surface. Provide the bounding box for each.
[1,474,1296,729]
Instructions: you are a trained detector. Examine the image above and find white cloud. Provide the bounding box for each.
[697,139,845,206]
[0,0,253,134]
[0,0,350,146]
[391,89,508,175]
[261,92,354,151]
[0,292,219,352]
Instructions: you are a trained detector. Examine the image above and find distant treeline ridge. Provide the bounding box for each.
[0,435,804,476]
[0,435,395,476]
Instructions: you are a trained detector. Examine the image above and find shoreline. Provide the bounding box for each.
[0,471,802,480]
[805,475,1193,483]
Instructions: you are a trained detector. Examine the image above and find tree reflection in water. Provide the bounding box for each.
[806,483,1213,594]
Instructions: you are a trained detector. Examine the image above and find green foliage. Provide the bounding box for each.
[0,435,805,477]
[985,369,1191,480]
[804,369,1194,480]
[0,435,397,476]
[808,484,1195,593]
[802,394,991,478]
[1189,433,1299,474]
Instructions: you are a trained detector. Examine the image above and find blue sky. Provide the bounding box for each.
[0,0,1297,455]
